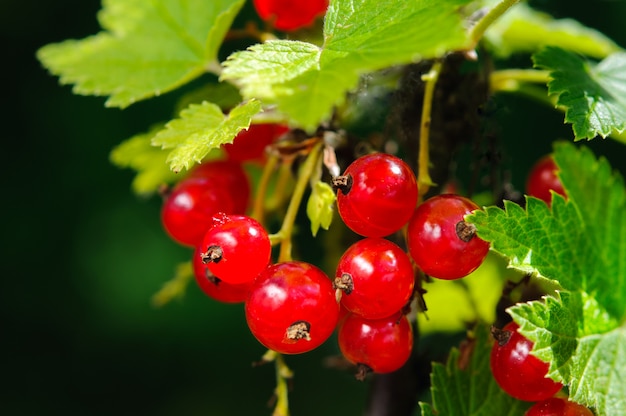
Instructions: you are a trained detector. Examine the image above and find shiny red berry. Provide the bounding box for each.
[187,159,251,214]
[199,213,271,285]
[490,322,563,402]
[335,153,418,238]
[223,123,289,162]
[161,178,235,247]
[526,155,566,205]
[407,194,489,280]
[338,312,413,375]
[252,0,328,31]
[525,397,594,416]
[245,261,339,354]
[335,238,414,319]
[192,245,252,303]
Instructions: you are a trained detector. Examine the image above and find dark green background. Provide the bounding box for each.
[4,1,626,415]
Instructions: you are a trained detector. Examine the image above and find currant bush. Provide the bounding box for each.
[335,237,415,319]
[199,213,271,285]
[338,311,413,375]
[525,155,566,205]
[407,194,489,280]
[491,322,563,402]
[252,0,328,31]
[335,153,418,238]
[245,261,340,354]
[525,397,594,416]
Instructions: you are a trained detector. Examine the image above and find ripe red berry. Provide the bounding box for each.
[526,155,566,205]
[223,123,289,163]
[192,246,252,303]
[335,238,414,319]
[252,0,328,31]
[407,194,489,280]
[187,159,251,214]
[335,153,418,238]
[525,397,594,416]
[245,261,339,354]
[199,213,271,285]
[490,322,563,402]
[338,312,413,375]
[161,178,235,247]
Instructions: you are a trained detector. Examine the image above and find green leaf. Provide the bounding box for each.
[152,99,262,172]
[509,293,624,416]
[174,81,242,114]
[467,142,626,416]
[533,47,626,140]
[484,2,622,59]
[110,124,181,195]
[37,0,245,108]
[222,0,472,130]
[306,181,335,236]
[419,324,531,415]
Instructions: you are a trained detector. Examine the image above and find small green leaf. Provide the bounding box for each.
[110,124,181,195]
[419,324,532,415]
[306,181,336,236]
[484,2,622,59]
[467,142,626,416]
[37,0,245,108]
[222,0,472,130]
[174,81,242,114]
[152,99,262,172]
[533,47,626,140]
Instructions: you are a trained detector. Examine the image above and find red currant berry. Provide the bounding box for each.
[407,194,489,280]
[245,261,339,354]
[200,213,271,285]
[526,155,566,205]
[223,123,289,163]
[525,397,594,416]
[335,153,418,238]
[192,246,252,303]
[252,0,328,32]
[490,322,563,402]
[161,178,235,247]
[187,159,251,214]
[338,312,413,376]
[335,238,414,319]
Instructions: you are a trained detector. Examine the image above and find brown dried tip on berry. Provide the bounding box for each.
[490,324,513,347]
[331,174,353,195]
[334,273,354,294]
[355,363,373,381]
[286,321,311,342]
[201,245,223,264]
[455,220,477,243]
[204,268,221,286]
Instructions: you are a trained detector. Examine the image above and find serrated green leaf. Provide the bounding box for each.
[509,293,624,416]
[152,99,262,172]
[533,47,626,140]
[222,0,472,130]
[419,324,531,415]
[306,181,335,236]
[37,0,245,108]
[484,2,622,59]
[174,81,242,114]
[110,124,181,195]
[467,142,626,416]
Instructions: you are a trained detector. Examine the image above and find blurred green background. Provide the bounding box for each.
[4,0,626,415]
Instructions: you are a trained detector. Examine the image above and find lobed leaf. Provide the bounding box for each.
[222,0,472,130]
[467,142,626,416]
[533,47,626,140]
[152,99,262,172]
[37,0,245,108]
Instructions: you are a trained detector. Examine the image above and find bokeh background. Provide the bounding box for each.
[4,0,626,415]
